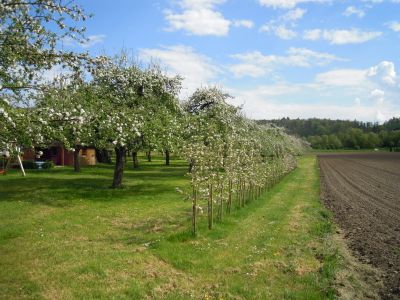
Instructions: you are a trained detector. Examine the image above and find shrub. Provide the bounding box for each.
[22,160,39,169]
[42,161,54,169]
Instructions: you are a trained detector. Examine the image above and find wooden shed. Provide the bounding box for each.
[23,145,96,167]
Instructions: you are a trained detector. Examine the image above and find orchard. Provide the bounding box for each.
[0,1,306,235]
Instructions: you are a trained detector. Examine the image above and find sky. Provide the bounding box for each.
[65,0,400,122]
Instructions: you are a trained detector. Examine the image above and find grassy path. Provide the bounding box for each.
[150,155,338,299]
[0,155,338,299]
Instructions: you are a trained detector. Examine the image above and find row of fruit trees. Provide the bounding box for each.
[180,87,305,234]
[0,0,307,235]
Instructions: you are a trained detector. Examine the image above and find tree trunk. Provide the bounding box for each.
[165,149,170,165]
[2,158,10,175]
[227,180,232,213]
[208,184,213,230]
[192,187,197,236]
[112,147,126,188]
[96,148,112,163]
[147,150,152,162]
[218,187,223,221]
[73,145,81,172]
[132,151,139,169]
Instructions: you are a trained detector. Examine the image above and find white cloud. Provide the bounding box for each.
[233,19,254,28]
[370,88,385,104]
[138,45,220,97]
[303,29,382,44]
[228,61,400,122]
[165,8,231,36]
[282,8,307,21]
[275,25,297,39]
[370,88,385,97]
[260,24,297,39]
[259,7,306,40]
[62,34,106,48]
[313,61,396,90]
[228,84,398,122]
[80,35,106,48]
[40,65,71,83]
[303,29,322,40]
[376,110,387,123]
[343,6,365,18]
[257,0,327,9]
[230,63,267,78]
[137,43,399,123]
[367,61,397,86]
[179,0,226,9]
[165,0,252,36]
[316,69,367,86]
[286,47,345,66]
[361,0,383,3]
[387,21,400,32]
[230,48,344,78]
[259,24,271,32]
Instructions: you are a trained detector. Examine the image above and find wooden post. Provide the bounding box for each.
[16,147,26,177]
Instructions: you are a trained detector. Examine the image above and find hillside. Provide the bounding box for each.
[257,118,400,150]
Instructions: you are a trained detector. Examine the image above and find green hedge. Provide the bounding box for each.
[42,161,54,169]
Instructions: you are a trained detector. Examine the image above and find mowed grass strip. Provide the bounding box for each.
[0,155,338,299]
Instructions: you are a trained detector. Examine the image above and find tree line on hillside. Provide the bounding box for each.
[258,118,400,150]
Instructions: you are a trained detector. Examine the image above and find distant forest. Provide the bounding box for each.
[257,117,400,150]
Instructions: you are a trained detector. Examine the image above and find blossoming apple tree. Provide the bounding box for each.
[0,0,92,169]
[91,54,182,188]
[181,87,305,236]
[35,75,98,172]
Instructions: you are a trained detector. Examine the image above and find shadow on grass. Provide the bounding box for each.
[0,161,188,207]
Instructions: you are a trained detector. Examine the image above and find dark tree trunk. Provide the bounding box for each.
[2,158,10,175]
[208,184,213,230]
[95,148,112,163]
[192,187,197,236]
[132,151,139,169]
[188,159,194,173]
[165,149,170,165]
[147,150,152,162]
[73,145,81,172]
[112,147,126,188]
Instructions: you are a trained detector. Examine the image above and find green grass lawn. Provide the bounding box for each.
[0,155,339,299]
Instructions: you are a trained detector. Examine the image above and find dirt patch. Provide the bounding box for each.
[318,153,400,299]
[333,233,383,300]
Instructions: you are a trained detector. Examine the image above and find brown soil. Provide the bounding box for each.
[318,153,400,299]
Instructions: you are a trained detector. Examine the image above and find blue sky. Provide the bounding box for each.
[66,0,400,122]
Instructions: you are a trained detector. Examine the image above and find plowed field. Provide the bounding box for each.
[319,153,400,299]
